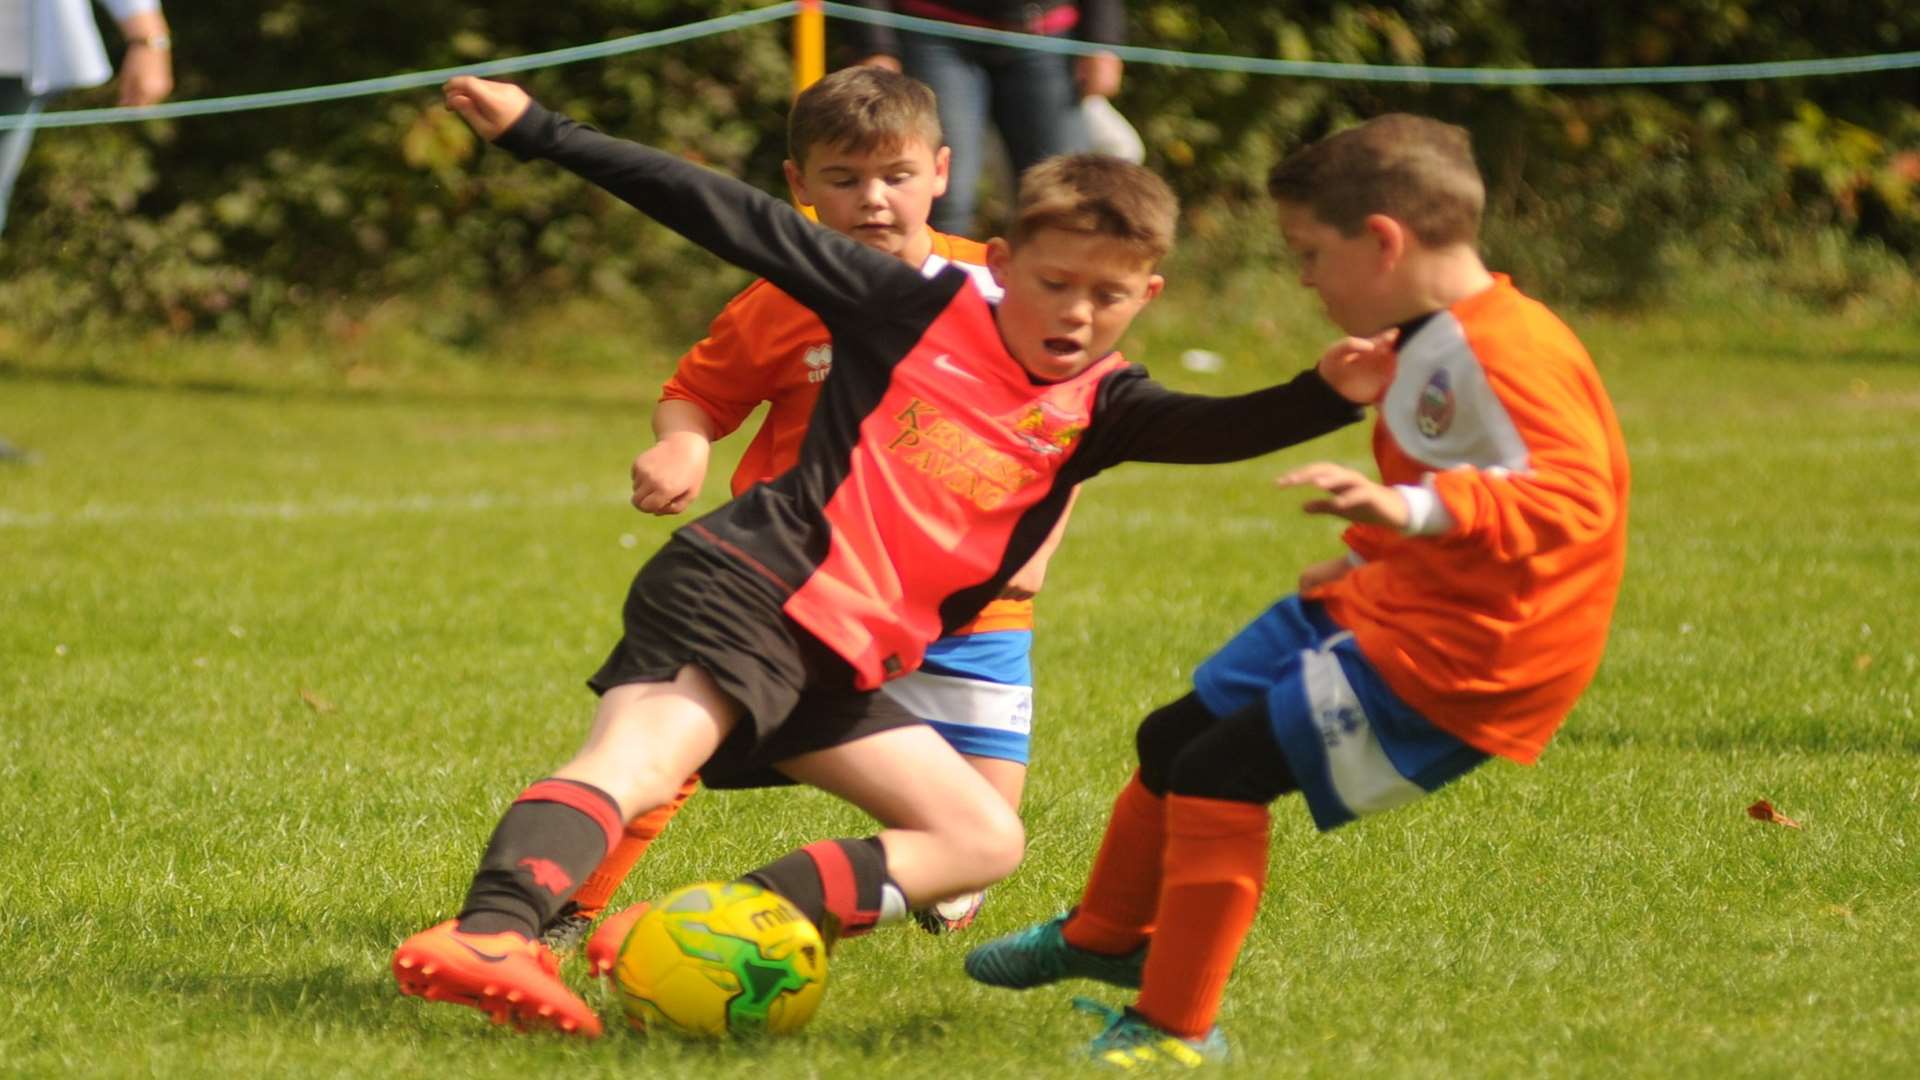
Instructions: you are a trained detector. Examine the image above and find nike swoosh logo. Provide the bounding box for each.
[454,938,510,963]
[930,354,983,383]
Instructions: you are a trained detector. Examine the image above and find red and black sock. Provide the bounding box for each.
[456,778,623,939]
[740,837,906,944]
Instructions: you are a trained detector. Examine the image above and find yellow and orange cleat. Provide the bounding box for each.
[583,902,651,979]
[392,920,603,1037]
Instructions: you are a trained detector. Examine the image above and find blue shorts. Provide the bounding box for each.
[1193,597,1488,831]
[879,629,1034,764]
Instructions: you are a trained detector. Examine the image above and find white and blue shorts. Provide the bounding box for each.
[1193,596,1487,830]
[880,629,1034,765]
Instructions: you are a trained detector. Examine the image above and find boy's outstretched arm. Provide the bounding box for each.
[1067,334,1389,472]
[1276,380,1622,558]
[443,77,930,326]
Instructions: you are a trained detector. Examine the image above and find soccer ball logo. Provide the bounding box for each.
[612,881,829,1037]
[1416,368,1455,438]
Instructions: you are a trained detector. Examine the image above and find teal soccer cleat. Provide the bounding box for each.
[1077,998,1230,1070]
[963,913,1145,989]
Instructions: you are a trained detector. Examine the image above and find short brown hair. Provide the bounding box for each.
[1267,114,1484,246]
[788,66,943,166]
[1009,154,1179,263]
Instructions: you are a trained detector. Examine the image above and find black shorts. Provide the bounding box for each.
[587,533,921,789]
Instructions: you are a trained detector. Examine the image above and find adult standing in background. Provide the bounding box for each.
[851,1,1124,234]
[1,0,172,462]
[0,0,173,237]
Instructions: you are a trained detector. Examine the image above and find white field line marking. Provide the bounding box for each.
[0,484,628,530]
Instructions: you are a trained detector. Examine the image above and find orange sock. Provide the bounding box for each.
[1133,794,1270,1039]
[1062,772,1166,955]
[569,774,700,917]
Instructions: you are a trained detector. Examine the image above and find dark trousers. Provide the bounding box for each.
[897,31,1090,234]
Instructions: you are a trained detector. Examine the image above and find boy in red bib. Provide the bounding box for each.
[544,67,1073,966]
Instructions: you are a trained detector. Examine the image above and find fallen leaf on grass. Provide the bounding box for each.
[1747,799,1803,829]
[300,688,337,714]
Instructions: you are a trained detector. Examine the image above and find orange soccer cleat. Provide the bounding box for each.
[583,902,652,979]
[392,920,604,1037]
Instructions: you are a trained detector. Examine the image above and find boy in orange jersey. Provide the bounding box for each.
[541,66,1069,961]
[966,113,1631,1068]
[391,74,1384,1038]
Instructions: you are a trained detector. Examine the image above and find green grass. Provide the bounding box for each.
[2,280,1917,1078]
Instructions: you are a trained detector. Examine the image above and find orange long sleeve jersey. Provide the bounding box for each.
[1308,276,1630,764]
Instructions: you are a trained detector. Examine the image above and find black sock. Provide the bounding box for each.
[456,778,623,938]
[741,837,905,943]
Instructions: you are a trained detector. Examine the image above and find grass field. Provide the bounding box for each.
[3,279,1917,1078]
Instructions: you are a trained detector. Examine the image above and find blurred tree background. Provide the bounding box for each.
[1,0,1916,341]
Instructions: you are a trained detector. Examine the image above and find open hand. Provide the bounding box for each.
[1315,330,1396,405]
[443,76,532,142]
[1276,462,1408,529]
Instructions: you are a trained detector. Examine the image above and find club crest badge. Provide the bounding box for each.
[1416,368,1455,438]
[802,344,832,383]
[1010,401,1086,456]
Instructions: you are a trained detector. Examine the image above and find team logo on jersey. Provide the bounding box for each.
[1415,368,1455,438]
[887,397,1040,510]
[1009,402,1086,456]
[802,344,833,383]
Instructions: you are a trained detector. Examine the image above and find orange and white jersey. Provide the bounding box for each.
[657,230,1031,635]
[1308,275,1630,764]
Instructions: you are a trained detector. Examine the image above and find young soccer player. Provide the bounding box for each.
[542,66,1074,963]
[390,74,1387,1038]
[964,113,1631,1068]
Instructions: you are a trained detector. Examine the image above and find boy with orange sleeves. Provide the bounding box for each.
[965,113,1631,1068]
[543,66,1065,960]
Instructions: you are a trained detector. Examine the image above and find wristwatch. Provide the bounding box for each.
[126,33,172,50]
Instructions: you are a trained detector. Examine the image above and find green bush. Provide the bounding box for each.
[1,0,1917,342]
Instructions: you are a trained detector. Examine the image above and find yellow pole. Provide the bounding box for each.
[792,0,826,217]
[793,0,826,97]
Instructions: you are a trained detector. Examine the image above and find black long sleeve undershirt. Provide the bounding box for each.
[496,103,937,333]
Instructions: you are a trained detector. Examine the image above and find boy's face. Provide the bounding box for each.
[986,228,1164,382]
[785,137,950,263]
[1277,201,1402,336]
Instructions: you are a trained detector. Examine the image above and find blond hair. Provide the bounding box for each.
[1008,154,1179,263]
[787,66,943,166]
[1267,114,1485,246]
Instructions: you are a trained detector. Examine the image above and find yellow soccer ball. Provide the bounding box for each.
[612,881,829,1037]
